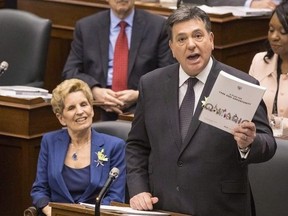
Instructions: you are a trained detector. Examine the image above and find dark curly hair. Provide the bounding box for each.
[264,0,288,63]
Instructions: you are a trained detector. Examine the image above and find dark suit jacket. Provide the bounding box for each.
[31,129,126,209]
[126,60,277,216]
[62,9,174,90]
[182,0,246,6]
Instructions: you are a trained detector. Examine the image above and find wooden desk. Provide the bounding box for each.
[18,0,269,92]
[50,202,190,216]
[50,203,117,216]
[0,96,61,216]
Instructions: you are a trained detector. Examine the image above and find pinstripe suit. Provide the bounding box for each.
[126,59,276,215]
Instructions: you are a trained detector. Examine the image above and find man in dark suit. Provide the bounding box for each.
[182,0,279,9]
[62,0,175,120]
[126,5,277,216]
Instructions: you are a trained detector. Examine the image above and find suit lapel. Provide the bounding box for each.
[80,130,105,199]
[181,60,221,151]
[129,10,145,77]
[164,64,182,150]
[97,12,110,83]
[54,131,74,202]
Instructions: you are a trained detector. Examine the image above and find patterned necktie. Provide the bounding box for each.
[112,21,128,91]
[179,77,198,142]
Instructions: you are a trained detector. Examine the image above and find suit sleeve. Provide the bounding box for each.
[245,99,277,163]
[126,78,152,198]
[62,21,100,88]
[31,135,51,209]
[243,78,277,164]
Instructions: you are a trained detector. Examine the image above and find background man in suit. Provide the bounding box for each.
[126,6,276,216]
[62,0,175,120]
[182,0,280,9]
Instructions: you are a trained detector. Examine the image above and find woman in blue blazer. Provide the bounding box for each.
[31,79,126,215]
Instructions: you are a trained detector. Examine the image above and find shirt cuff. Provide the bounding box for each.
[238,146,251,159]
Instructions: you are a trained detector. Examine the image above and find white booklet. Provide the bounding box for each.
[199,71,266,134]
[79,202,170,215]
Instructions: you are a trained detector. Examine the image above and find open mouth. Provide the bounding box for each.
[187,53,200,62]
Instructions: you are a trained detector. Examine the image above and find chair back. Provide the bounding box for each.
[92,120,132,203]
[92,120,132,141]
[249,139,288,216]
[0,9,51,87]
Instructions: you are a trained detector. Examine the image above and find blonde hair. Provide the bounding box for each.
[51,79,93,114]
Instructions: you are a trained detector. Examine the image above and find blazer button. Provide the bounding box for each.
[176,186,180,191]
[177,160,183,167]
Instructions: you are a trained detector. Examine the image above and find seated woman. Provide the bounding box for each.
[249,0,288,138]
[31,79,126,216]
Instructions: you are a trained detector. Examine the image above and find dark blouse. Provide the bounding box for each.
[62,165,90,203]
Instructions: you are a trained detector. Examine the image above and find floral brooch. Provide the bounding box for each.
[201,96,209,108]
[95,149,108,166]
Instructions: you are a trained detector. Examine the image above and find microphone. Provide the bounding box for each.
[0,61,8,77]
[95,167,120,216]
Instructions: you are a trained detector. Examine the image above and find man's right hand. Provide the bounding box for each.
[129,192,159,211]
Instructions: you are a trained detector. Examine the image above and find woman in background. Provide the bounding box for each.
[249,0,288,135]
[31,79,126,216]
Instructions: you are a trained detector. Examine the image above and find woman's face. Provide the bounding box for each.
[268,13,288,58]
[56,91,94,133]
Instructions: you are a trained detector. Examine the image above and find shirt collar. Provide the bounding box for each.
[179,57,213,87]
[110,9,134,28]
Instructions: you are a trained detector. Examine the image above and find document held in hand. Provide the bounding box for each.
[199,71,266,134]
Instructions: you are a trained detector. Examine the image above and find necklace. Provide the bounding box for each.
[70,140,90,161]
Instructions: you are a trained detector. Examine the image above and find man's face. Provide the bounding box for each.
[169,19,214,76]
[108,0,135,19]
